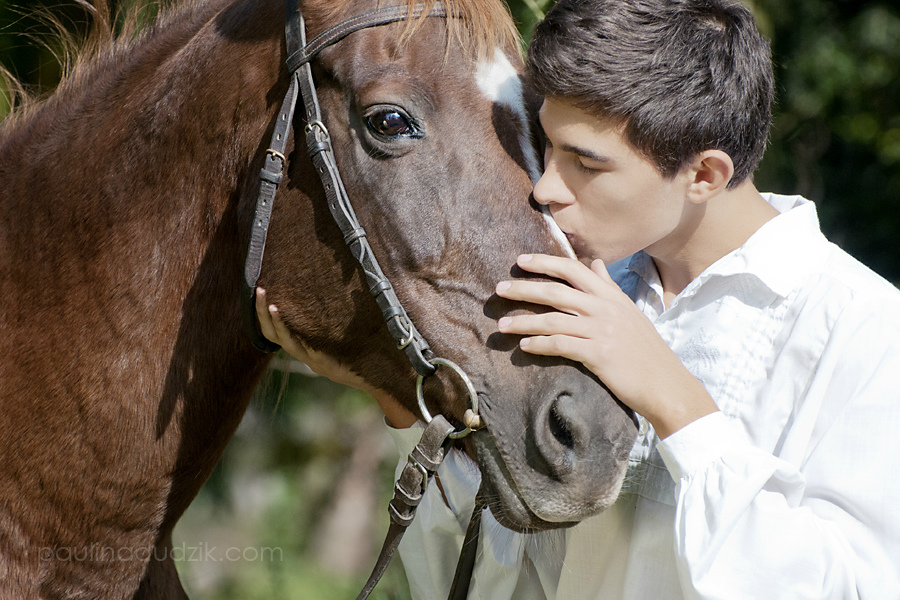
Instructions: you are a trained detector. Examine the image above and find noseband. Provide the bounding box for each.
[241,2,486,598]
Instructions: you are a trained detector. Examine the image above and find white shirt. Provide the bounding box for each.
[388,194,900,600]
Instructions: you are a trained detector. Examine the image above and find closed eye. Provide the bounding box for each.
[576,158,603,174]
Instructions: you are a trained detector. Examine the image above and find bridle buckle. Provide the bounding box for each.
[304,119,329,140]
[266,148,287,165]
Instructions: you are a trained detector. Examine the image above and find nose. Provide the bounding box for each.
[532,147,574,208]
[534,392,585,479]
[474,365,638,527]
[534,389,632,484]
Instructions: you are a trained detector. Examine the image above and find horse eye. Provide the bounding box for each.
[366,109,413,138]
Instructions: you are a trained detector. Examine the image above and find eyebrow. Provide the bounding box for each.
[559,143,614,165]
[537,114,614,165]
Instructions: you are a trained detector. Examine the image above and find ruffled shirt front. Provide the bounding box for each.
[389,193,900,600]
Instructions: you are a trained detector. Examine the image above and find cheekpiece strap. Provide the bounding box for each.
[288,2,439,375]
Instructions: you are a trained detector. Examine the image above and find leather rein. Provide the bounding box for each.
[241,2,487,598]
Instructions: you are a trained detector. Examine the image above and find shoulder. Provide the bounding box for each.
[817,243,900,312]
[756,192,900,331]
[803,242,900,347]
[821,243,900,303]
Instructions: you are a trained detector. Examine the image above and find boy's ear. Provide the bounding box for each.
[686,150,734,204]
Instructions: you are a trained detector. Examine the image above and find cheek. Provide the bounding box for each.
[590,183,672,238]
[580,178,639,223]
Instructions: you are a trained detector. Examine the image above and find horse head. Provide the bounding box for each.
[256,0,637,532]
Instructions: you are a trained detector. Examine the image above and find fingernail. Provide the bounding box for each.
[518,254,533,263]
[496,281,511,293]
[269,305,278,313]
[498,317,511,330]
[520,337,531,348]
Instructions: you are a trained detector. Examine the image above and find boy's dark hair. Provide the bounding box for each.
[527,0,774,188]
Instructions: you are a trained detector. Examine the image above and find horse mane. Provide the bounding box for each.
[0,0,217,129]
[1,0,522,128]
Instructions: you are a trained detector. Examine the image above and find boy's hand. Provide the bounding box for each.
[495,254,717,439]
[255,287,319,369]
[254,288,417,428]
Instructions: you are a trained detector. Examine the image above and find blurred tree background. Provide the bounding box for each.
[2,0,898,598]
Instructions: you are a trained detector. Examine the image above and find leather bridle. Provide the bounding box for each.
[241,2,488,598]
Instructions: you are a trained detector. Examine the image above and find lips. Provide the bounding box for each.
[562,230,591,262]
[472,429,578,532]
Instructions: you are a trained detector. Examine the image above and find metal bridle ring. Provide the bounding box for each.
[416,358,481,439]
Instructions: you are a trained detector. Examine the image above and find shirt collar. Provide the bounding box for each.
[628,193,830,302]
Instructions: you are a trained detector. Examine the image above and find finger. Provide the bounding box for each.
[268,302,292,342]
[518,334,592,365]
[516,253,609,295]
[255,288,277,341]
[496,279,594,316]
[590,258,615,285]
[498,312,588,339]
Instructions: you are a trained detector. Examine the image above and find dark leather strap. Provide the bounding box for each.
[242,1,446,373]
[448,487,488,600]
[286,3,447,72]
[242,4,483,598]
[355,415,456,600]
[241,0,308,353]
[242,73,300,353]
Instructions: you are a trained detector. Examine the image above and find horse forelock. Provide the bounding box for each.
[306,0,521,60]
[396,0,521,61]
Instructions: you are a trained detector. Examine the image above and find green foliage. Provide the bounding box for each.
[748,0,900,281]
[508,0,556,42]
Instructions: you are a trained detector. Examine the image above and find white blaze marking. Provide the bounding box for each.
[538,205,578,259]
[475,49,577,259]
[475,48,541,182]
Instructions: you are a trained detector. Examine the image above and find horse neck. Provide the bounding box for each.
[0,0,286,525]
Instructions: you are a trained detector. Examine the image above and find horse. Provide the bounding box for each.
[0,0,637,597]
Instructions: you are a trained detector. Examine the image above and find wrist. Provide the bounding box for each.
[642,373,718,440]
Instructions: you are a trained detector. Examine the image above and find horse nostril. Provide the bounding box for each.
[549,395,576,450]
[535,391,593,481]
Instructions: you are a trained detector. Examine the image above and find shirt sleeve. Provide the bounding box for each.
[657,302,900,600]
[385,423,551,600]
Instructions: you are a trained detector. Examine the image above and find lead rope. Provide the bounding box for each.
[354,358,485,600]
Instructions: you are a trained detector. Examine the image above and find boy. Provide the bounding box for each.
[260,0,900,597]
